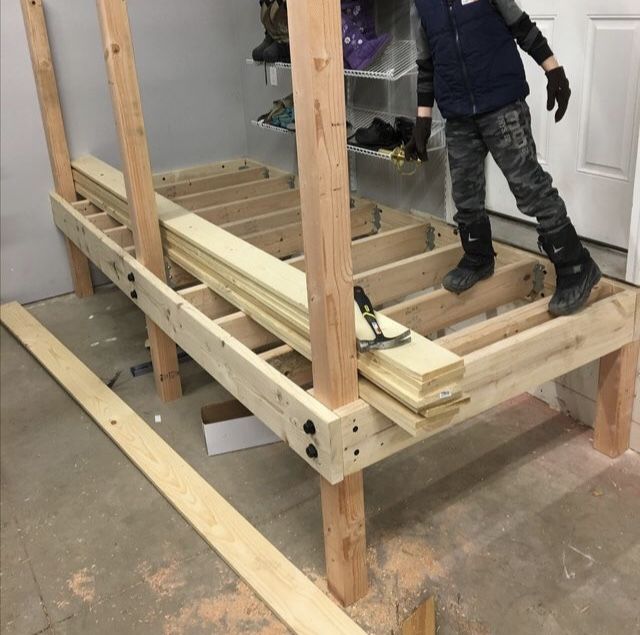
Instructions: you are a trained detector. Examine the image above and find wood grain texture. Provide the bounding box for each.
[20,0,93,298]
[96,0,181,402]
[402,596,436,635]
[286,0,366,606]
[593,340,640,457]
[50,193,345,483]
[0,302,366,635]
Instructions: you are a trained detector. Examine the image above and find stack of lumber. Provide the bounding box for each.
[71,156,466,421]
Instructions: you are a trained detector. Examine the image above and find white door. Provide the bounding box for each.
[485,0,640,249]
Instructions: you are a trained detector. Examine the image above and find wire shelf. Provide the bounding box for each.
[246,39,417,81]
[251,106,445,162]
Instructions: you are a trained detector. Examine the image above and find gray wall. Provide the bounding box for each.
[1,0,252,304]
[1,0,446,304]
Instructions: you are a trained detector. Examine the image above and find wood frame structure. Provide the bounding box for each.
[21,0,640,609]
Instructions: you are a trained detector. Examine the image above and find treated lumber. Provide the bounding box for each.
[96,0,181,402]
[153,158,261,187]
[51,192,345,482]
[593,340,640,457]
[343,290,638,475]
[174,175,294,211]
[0,302,366,635]
[72,156,464,414]
[157,166,269,198]
[20,0,93,298]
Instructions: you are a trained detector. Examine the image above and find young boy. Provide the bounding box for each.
[406,0,601,316]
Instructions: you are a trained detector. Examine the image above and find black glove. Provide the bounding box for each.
[546,66,571,123]
[404,116,432,161]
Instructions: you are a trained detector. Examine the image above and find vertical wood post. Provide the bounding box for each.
[20,0,94,298]
[287,0,367,605]
[593,340,639,457]
[96,0,181,402]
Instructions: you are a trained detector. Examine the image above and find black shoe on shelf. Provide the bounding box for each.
[394,117,415,146]
[252,32,275,62]
[263,41,290,64]
[354,117,401,150]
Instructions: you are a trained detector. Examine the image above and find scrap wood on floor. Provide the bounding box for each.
[0,301,367,635]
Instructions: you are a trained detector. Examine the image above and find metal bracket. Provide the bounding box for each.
[262,167,270,179]
[287,175,296,189]
[426,225,436,252]
[371,206,382,234]
[529,263,546,299]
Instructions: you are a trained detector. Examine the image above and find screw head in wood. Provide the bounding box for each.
[303,420,316,435]
[127,273,135,282]
[305,444,318,459]
[130,290,138,299]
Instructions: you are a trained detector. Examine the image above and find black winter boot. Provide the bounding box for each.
[442,217,496,294]
[539,223,601,316]
[252,32,275,62]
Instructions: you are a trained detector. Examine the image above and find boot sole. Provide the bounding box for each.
[549,261,602,317]
[442,265,495,295]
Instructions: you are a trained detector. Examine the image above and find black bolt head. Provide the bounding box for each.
[305,444,318,459]
[303,420,316,435]
[127,272,135,282]
[130,290,138,299]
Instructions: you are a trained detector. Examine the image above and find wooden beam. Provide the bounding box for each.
[20,0,93,298]
[96,0,181,402]
[157,165,268,198]
[402,597,436,635]
[197,189,301,225]
[153,158,261,187]
[0,302,366,635]
[287,0,366,606]
[593,340,640,457]
[174,176,294,211]
[51,193,345,483]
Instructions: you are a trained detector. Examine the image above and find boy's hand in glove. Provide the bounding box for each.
[405,116,432,161]
[546,66,571,123]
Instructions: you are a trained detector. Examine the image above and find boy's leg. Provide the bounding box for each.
[479,100,601,315]
[443,117,496,294]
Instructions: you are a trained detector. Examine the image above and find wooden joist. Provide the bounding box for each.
[0,302,366,635]
[71,155,465,416]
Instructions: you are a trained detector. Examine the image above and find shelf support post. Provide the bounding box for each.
[96,0,182,402]
[20,0,94,298]
[287,0,367,606]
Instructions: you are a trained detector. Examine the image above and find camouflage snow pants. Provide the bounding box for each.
[446,99,568,235]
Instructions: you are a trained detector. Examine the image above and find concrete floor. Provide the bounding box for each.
[1,285,639,635]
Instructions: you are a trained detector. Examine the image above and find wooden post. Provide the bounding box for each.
[20,0,94,298]
[593,340,639,457]
[287,0,367,605]
[96,0,181,402]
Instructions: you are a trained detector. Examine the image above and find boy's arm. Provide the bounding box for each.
[411,3,434,114]
[491,0,554,66]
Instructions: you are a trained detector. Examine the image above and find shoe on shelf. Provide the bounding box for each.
[263,40,290,64]
[252,32,275,62]
[538,223,602,316]
[394,117,414,146]
[442,217,496,294]
[354,117,401,150]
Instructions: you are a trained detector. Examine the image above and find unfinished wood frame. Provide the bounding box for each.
[20,0,93,298]
[25,0,640,611]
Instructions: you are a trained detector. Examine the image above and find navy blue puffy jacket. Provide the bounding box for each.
[414,0,529,118]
